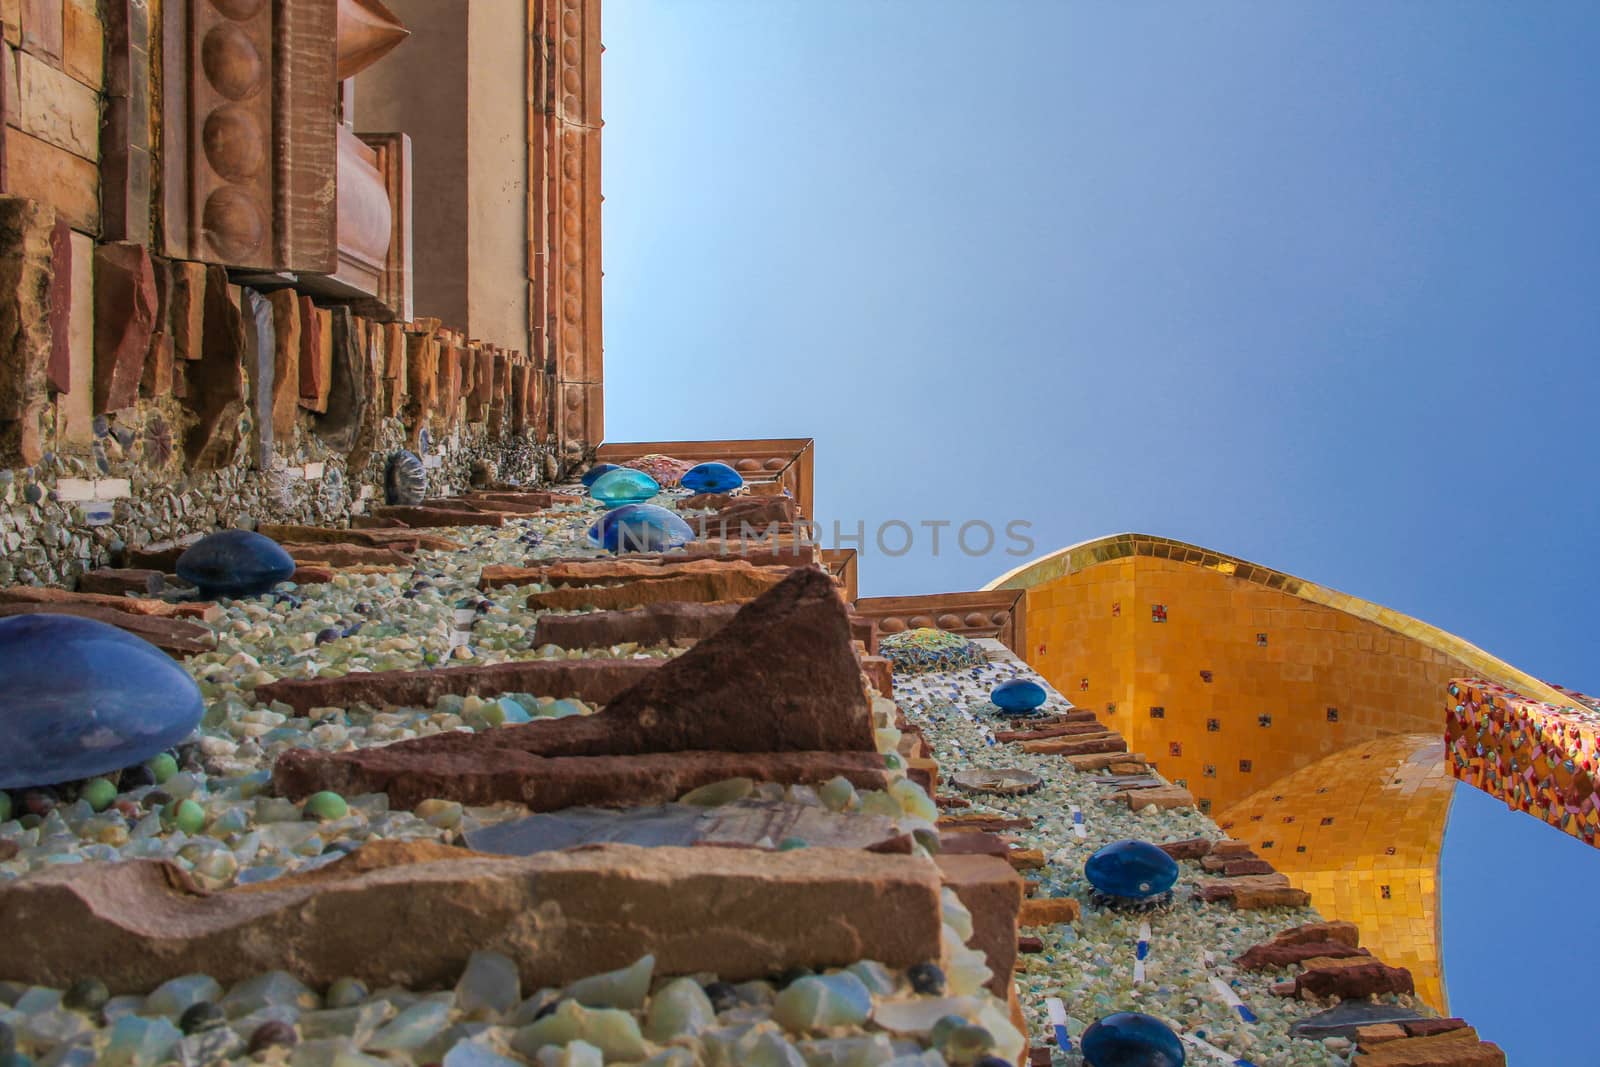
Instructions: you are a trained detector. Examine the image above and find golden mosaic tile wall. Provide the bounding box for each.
[990,534,1558,814]
[1215,735,1453,1012]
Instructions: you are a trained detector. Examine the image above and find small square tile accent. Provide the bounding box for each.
[1206,718,1220,732]
[1149,706,1165,719]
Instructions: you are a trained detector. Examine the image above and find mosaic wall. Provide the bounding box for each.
[1448,679,1600,846]
[986,532,1598,1019]
[1216,734,1453,1012]
[989,534,1563,814]
[0,413,548,587]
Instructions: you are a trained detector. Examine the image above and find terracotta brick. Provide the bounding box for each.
[3,127,96,232]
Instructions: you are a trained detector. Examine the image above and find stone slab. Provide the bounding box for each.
[0,842,945,994]
[935,853,1022,999]
[533,601,742,649]
[255,658,662,716]
[463,799,907,855]
[0,602,213,657]
[1020,735,1128,757]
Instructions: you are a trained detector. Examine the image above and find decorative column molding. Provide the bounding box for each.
[530,0,602,458]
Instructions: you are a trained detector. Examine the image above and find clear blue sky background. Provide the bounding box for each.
[599,3,1600,1059]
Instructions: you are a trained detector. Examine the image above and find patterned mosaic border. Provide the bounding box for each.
[1448,679,1600,844]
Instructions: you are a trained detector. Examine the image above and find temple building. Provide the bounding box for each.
[0,2,1567,1064]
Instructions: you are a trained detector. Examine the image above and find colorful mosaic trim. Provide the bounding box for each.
[1447,679,1600,843]
[879,626,987,676]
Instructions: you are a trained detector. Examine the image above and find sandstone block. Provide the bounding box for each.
[533,601,742,649]
[1157,837,1214,861]
[995,723,1108,743]
[313,307,374,466]
[524,562,802,612]
[3,128,97,233]
[0,195,53,467]
[297,296,332,412]
[1116,784,1195,811]
[180,267,246,469]
[1018,896,1081,927]
[1290,959,1415,1000]
[1355,1028,1504,1066]
[276,747,891,811]
[280,543,413,568]
[75,567,164,595]
[936,853,1022,999]
[16,50,99,160]
[1021,735,1128,757]
[266,289,301,436]
[0,586,210,619]
[1234,941,1369,971]
[91,241,157,412]
[168,260,207,361]
[372,505,505,528]
[0,602,213,657]
[1264,920,1360,948]
[0,843,945,994]
[256,658,661,716]
[46,217,69,394]
[1065,751,1145,772]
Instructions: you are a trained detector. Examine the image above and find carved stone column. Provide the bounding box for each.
[532,0,602,457]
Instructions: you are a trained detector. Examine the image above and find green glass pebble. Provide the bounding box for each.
[80,778,116,812]
[142,975,223,1019]
[511,1000,649,1062]
[101,1014,182,1067]
[678,777,753,807]
[303,791,349,821]
[455,950,521,1018]
[566,954,653,1011]
[171,799,205,835]
[643,977,716,1042]
[817,776,857,813]
[772,973,872,1032]
[777,836,808,850]
[145,753,178,784]
[367,1001,452,1052]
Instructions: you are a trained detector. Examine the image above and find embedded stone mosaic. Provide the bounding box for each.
[880,627,987,676]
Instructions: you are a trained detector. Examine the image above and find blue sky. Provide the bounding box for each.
[600,3,1600,1058]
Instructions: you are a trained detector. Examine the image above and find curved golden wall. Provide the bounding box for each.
[987,533,1565,1014]
[1216,734,1453,1011]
